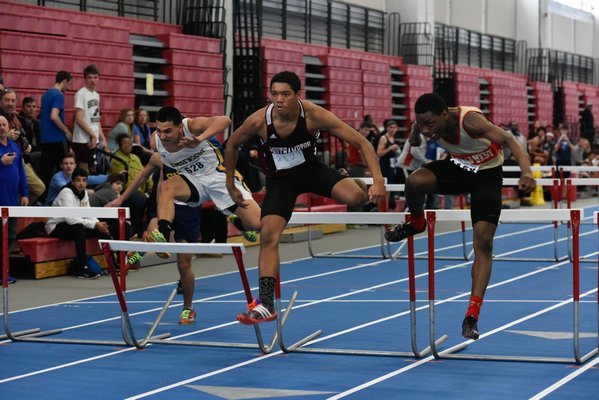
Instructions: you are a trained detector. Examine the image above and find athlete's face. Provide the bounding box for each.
[416,111,446,140]
[155,120,182,144]
[270,83,299,115]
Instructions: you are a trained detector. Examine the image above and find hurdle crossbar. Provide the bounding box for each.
[294,179,405,261]
[425,208,598,364]
[99,239,286,352]
[276,211,448,358]
[1,206,143,347]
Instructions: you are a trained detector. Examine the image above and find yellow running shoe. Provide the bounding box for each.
[144,229,170,259]
[179,307,196,325]
[228,215,257,243]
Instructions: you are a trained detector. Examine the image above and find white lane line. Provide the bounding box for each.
[1,239,592,383]
[529,356,599,399]
[328,287,598,400]
[122,253,597,399]
[2,207,597,389]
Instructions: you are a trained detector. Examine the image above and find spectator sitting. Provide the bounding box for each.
[107,108,134,152]
[45,153,107,206]
[109,134,151,236]
[572,138,591,167]
[0,115,28,284]
[527,127,549,165]
[132,108,153,165]
[90,172,125,207]
[45,167,111,279]
[89,172,134,240]
[1,88,45,204]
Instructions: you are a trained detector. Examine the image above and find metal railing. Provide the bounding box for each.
[527,48,594,85]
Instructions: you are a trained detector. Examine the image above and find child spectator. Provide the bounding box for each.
[45,167,111,279]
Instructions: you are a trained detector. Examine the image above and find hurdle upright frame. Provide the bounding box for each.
[0,206,164,347]
[270,211,449,359]
[424,208,598,364]
[99,239,290,353]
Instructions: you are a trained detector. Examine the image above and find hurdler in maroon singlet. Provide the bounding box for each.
[260,100,318,177]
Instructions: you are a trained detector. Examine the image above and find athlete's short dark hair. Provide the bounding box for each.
[415,93,448,115]
[270,71,301,93]
[156,106,184,126]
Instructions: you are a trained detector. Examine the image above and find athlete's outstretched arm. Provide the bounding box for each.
[106,152,162,207]
[306,101,386,204]
[180,115,231,148]
[464,113,536,193]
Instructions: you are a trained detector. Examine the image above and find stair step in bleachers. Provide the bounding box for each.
[164,82,224,99]
[71,39,132,61]
[163,49,223,69]
[165,98,225,117]
[0,30,70,54]
[529,82,553,130]
[0,11,69,36]
[130,33,165,48]
[132,55,169,65]
[157,33,221,54]
[164,67,223,84]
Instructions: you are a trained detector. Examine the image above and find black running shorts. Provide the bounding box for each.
[261,160,348,221]
[423,158,503,225]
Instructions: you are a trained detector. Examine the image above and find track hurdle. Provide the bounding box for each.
[0,206,149,347]
[98,239,288,352]
[270,211,448,358]
[301,178,402,260]
[425,208,598,364]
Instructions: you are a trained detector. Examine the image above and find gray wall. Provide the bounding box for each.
[381,0,598,58]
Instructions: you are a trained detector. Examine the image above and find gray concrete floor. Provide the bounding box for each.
[3,196,596,312]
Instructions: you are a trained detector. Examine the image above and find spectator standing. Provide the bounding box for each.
[376,119,401,209]
[0,115,28,284]
[17,96,41,163]
[580,104,595,145]
[45,167,111,279]
[362,114,380,148]
[45,153,107,206]
[39,71,73,193]
[0,88,45,204]
[72,64,107,173]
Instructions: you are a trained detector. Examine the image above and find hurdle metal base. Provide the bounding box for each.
[275,291,448,359]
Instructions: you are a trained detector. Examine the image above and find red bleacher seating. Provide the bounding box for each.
[18,237,101,264]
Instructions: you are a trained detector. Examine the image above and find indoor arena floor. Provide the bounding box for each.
[1,199,598,399]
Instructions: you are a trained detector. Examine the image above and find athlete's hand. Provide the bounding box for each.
[368,181,386,205]
[180,136,201,148]
[228,186,248,208]
[518,173,536,193]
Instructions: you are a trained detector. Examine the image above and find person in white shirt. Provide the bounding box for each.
[71,64,107,173]
[45,167,111,278]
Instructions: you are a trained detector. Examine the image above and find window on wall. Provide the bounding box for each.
[552,0,595,13]
[260,0,385,53]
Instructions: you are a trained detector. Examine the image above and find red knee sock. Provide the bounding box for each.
[466,295,483,320]
[410,214,425,231]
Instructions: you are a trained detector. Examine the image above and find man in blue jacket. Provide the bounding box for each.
[0,115,28,284]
